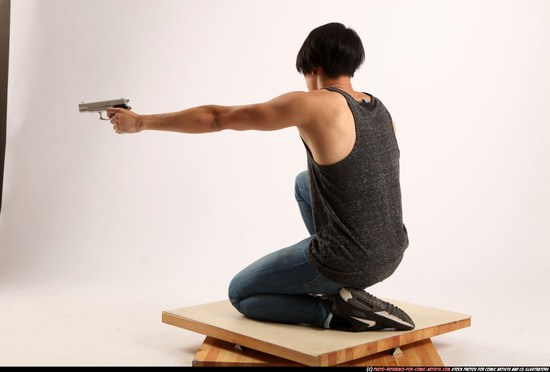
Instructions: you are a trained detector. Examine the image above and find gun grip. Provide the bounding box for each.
[101,104,132,120]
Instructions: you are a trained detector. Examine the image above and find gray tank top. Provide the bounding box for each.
[304,87,409,288]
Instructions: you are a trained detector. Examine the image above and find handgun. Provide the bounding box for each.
[79,98,131,120]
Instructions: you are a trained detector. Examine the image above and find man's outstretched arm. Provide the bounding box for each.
[106,91,315,134]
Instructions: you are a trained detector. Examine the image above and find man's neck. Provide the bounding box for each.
[314,74,354,93]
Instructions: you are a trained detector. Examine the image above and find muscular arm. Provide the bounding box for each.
[107,92,314,134]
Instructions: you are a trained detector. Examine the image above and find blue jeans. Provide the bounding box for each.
[228,171,343,328]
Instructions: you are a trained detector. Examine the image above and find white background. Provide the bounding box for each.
[1,0,549,366]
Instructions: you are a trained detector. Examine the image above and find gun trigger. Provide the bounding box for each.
[99,112,110,120]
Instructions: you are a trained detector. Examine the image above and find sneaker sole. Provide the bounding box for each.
[333,288,415,331]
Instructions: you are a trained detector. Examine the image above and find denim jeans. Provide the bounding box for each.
[228,171,343,328]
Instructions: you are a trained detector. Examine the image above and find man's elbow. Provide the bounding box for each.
[204,106,226,133]
[211,106,250,132]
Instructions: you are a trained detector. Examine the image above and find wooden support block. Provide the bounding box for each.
[163,299,470,367]
[391,346,404,356]
[193,336,444,367]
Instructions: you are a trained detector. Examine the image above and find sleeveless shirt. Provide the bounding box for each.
[304,87,409,288]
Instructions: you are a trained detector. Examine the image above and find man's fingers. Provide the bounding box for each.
[106,107,120,119]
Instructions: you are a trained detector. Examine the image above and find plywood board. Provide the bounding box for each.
[163,299,470,366]
[193,336,444,367]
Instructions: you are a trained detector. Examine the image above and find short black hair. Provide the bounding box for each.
[296,23,365,78]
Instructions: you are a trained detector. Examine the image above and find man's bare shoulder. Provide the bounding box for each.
[275,89,346,113]
[243,89,347,130]
[279,89,344,101]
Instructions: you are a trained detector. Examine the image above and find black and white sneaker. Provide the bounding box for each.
[330,288,415,331]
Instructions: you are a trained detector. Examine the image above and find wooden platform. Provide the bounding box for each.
[193,336,444,367]
[162,299,470,367]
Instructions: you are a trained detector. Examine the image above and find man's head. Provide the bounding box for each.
[296,23,365,79]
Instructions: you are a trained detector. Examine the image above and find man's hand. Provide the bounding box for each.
[107,107,142,134]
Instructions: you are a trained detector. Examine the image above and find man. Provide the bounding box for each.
[107,22,413,331]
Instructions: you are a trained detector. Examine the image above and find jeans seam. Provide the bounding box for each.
[305,274,322,289]
[296,186,310,198]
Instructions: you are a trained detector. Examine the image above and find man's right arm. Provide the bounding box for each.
[107,91,316,135]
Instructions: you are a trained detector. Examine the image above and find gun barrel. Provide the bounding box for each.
[79,98,130,112]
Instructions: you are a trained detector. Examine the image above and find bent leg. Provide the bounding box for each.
[295,170,315,235]
[228,236,341,328]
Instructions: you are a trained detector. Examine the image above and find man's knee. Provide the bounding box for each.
[294,170,309,198]
[227,275,243,311]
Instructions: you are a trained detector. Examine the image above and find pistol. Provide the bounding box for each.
[79,98,131,120]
